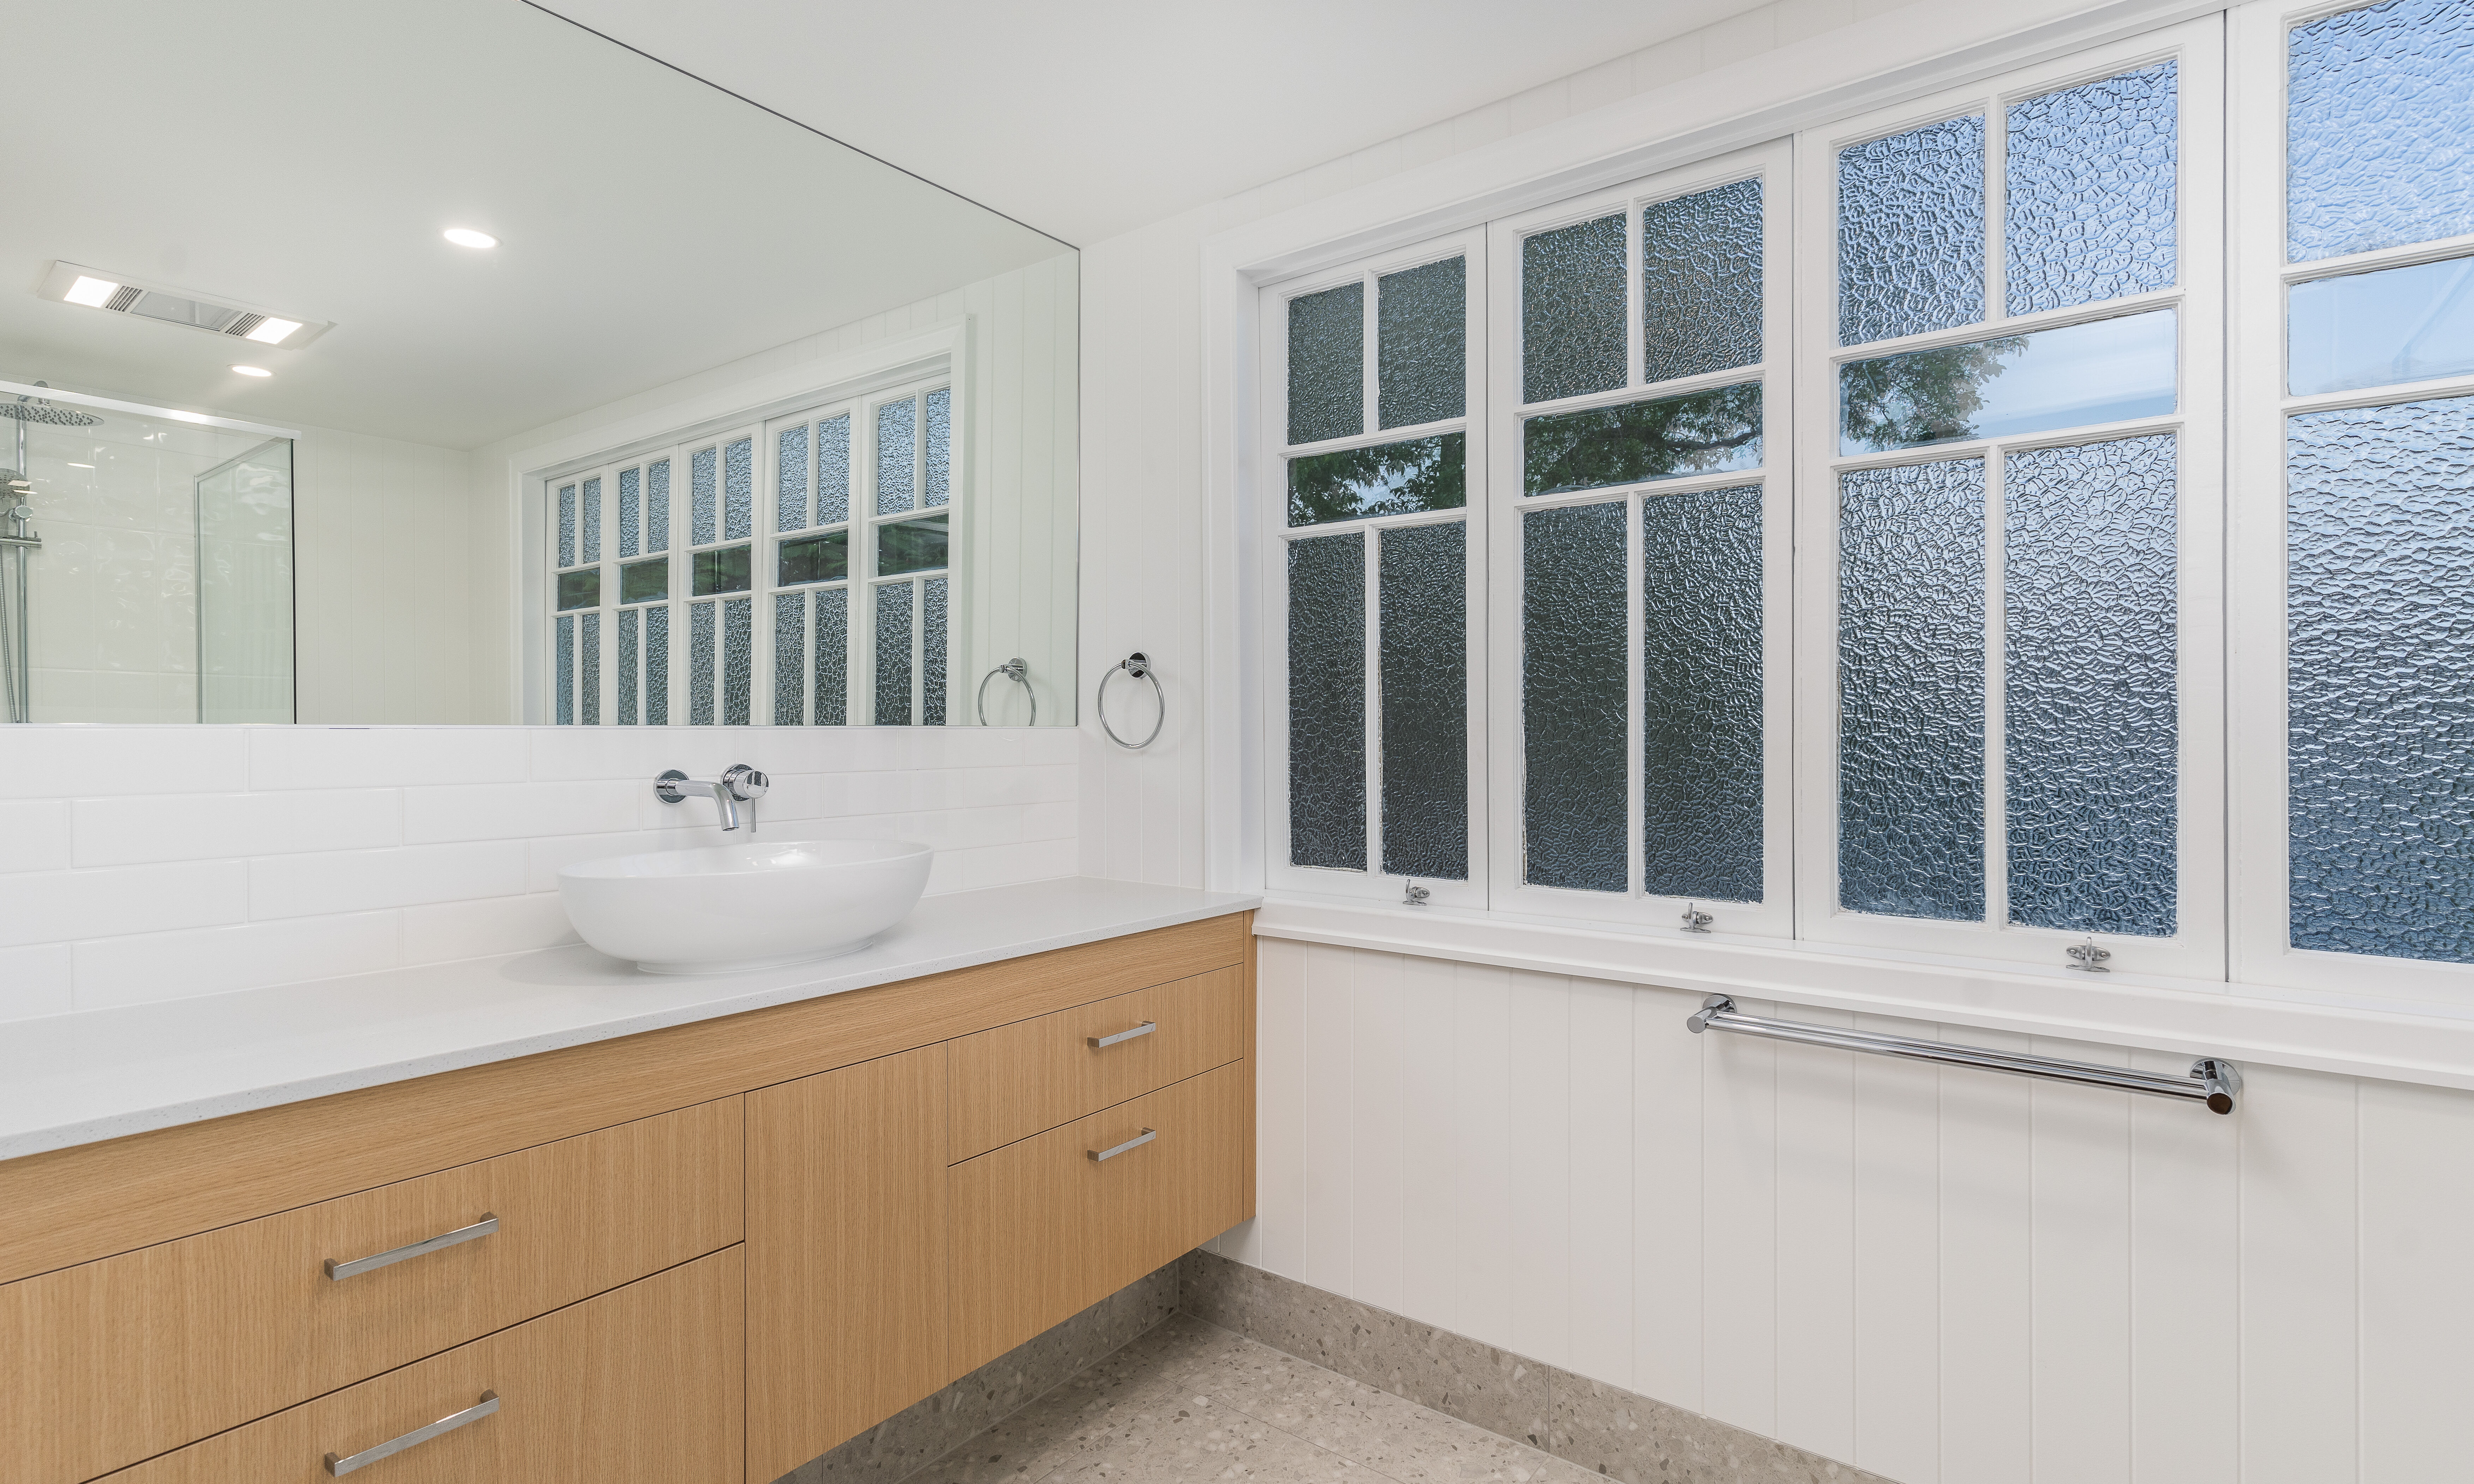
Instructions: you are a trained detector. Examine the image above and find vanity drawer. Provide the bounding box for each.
[2,1097,741,1484]
[949,1060,1247,1372]
[947,966,1244,1162]
[100,1245,742,1484]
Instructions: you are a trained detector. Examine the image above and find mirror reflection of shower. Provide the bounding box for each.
[0,379,296,723]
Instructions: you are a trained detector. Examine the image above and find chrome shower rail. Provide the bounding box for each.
[1686,995,2242,1113]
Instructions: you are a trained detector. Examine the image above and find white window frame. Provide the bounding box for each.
[1257,226,1489,910]
[1485,140,1795,942]
[2228,0,2474,1007]
[1792,17,2228,983]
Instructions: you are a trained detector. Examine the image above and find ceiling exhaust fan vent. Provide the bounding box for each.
[37,262,331,349]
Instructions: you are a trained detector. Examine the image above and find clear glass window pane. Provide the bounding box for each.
[579,612,600,726]
[877,398,917,515]
[878,515,949,575]
[2289,0,2474,262]
[646,459,670,554]
[1840,458,1985,920]
[778,530,849,585]
[2288,394,2474,962]
[1287,282,1365,444]
[774,591,806,726]
[1379,521,1466,879]
[2005,436,2178,935]
[876,582,914,724]
[813,587,847,726]
[1522,501,1628,891]
[581,476,602,563]
[1287,433,1465,526]
[557,483,576,568]
[1641,179,1764,384]
[2006,61,2178,315]
[556,569,600,611]
[645,605,668,723]
[691,545,751,596]
[555,614,574,726]
[1526,384,1761,497]
[1840,310,2176,455]
[619,558,667,603]
[1288,533,1367,870]
[924,576,949,726]
[2290,254,2474,394]
[817,415,851,525]
[691,447,717,544]
[1523,213,1629,404]
[777,425,809,533]
[689,601,715,726]
[1642,486,1763,902]
[1839,116,1987,346]
[925,389,951,509]
[722,596,751,725]
[1377,257,1465,429]
[617,606,639,725]
[619,467,641,558]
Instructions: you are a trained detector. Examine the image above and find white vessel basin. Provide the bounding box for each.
[558,838,933,974]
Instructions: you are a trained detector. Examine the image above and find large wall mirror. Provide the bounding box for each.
[0,0,1075,727]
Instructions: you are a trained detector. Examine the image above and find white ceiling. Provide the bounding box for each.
[0,0,1066,448]
[534,0,1780,246]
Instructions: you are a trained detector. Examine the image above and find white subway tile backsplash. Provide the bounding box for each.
[3,862,248,949]
[251,726,529,790]
[72,911,403,1010]
[0,800,73,874]
[404,779,641,843]
[251,841,528,919]
[0,726,249,799]
[0,945,73,1023]
[402,891,580,966]
[73,788,400,866]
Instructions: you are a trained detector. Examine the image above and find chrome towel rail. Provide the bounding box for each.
[1097,651,1165,750]
[1686,995,2242,1113]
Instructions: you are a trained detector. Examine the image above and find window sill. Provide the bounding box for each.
[1252,895,2474,1092]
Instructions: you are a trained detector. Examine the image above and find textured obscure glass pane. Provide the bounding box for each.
[2291,255,2474,394]
[617,606,639,725]
[2006,437,2179,934]
[924,576,948,726]
[645,604,668,724]
[557,483,576,568]
[778,530,849,585]
[1840,459,1985,920]
[877,398,916,515]
[774,591,806,726]
[876,582,914,725]
[814,586,847,726]
[555,614,573,726]
[1378,257,1465,429]
[817,415,850,525]
[1642,487,1763,902]
[1526,384,1760,496]
[579,612,600,726]
[1524,214,1629,403]
[2289,395,2474,961]
[722,597,751,726]
[1523,501,1628,892]
[1379,522,1466,879]
[1841,310,2176,454]
[691,545,751,596]
[1287,433,1465,526]
[647,459,670,553]
[925,388,951,508]
[556,569,600,611]
[2290,0,2474,262]
[619,467,641,558]
[724,438,753,541]
[2007,62,2178,315]
[1839,116,1987,346]
[620,558,667,604]
[691,447,717,545]
[879,515,949,575]
[689,601,715,726]
[1287,282,1364,445]
[1642,179,1763,383]
[777,424,808,533]
[1288,533,1367,869]
[581,477,602,563]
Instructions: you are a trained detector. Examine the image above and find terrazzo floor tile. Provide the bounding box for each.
[914,1316,1593,1484]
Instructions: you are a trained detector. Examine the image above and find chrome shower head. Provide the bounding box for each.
[0,396,100,427]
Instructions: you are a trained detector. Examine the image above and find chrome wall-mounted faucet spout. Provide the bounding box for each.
[654,764,769,831]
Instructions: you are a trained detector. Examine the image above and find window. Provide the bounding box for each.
[546,375,955,727]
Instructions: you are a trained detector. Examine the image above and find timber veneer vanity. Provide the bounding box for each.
[0,886,1257,1484]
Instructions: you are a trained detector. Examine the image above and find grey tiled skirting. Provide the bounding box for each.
[1176,1248,1897,1484]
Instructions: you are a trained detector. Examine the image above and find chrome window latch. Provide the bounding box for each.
[1403,881,1430,907]
[2067,939,2113,973]
[1680,902,1713,933]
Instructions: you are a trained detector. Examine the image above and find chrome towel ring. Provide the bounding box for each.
[1098,651,1164,750]
[976,657,1036,726]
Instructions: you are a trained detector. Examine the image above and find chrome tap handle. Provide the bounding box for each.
[720,764,768,801]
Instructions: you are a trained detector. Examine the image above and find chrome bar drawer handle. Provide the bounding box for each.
[1088,1127,1157,1162]
[1088,1020,1157,1050]
[324,1391,500,1476]
[325,1214,499,1281]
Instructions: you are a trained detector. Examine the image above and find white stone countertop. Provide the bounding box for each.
[0,877,1259,1162]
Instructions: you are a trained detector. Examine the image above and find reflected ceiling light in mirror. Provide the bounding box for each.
[231,365,272,378]
[62,275,120,307]
[442,228,499,249]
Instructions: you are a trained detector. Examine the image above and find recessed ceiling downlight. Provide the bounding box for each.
[231,365,272,378]
[442,227,499,250]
